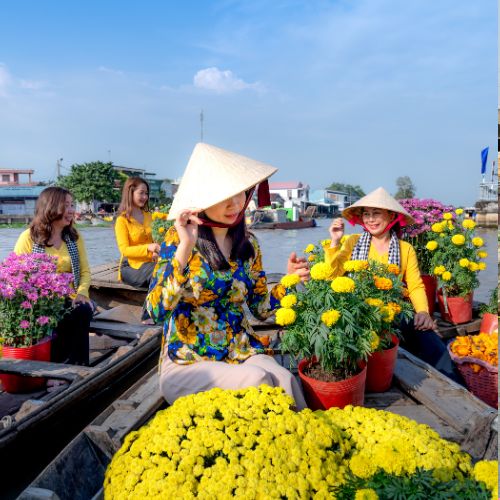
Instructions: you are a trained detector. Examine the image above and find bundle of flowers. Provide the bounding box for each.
[427,210,486,298]
[449,332,498,371]
[399,198,455,275]
[151,204,173,243]
[103,386,498,499]
[0,253,73,347]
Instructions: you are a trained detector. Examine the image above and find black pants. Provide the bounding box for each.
[399,319,465,385]
[52,302,93,366]
[121,259,156,320]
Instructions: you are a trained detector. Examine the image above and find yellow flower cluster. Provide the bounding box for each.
[280,294,297,308]
[321,309,341,327]
[433,265,446,275]
[304,243,316,253]
[477,250,488,258]
[355,488,379,500]
[374,276,393,290]
[450,332,498,367]
[426,240,438,251]
[462,219,476,229]
[104,388,495,499]
[472,237,484,247]
[152,211,169,220]
[344,260,369,272]
[431,222,444,233]
[310,262,333,281]
[280,274,301,288]
[321,238,332,247]
[455,208,464,215]
[275,307,296,326]
[442,212,453,220]
[365,298,384,308]
[331,276,356,293]
[473,460,498,500]
[386,264,400,275]
[370,331,380,350]
[441,271,452,281]
[451,234,465,246]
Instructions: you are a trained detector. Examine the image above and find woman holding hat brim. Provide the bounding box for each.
[324,187,463,383]
[146,143,308,409]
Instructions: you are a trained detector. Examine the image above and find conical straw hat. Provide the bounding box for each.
[342,187,415,225]
[168,143,278,220]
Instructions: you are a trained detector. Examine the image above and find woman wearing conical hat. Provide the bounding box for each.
[146,143,308,408]
[324,187,462,383]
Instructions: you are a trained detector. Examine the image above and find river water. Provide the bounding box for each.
[0,219,497,303]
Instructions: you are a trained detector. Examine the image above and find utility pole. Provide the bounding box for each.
[200,110,204,143]
[57,158,63,178]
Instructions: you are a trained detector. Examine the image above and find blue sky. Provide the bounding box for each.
[0,0,496,205]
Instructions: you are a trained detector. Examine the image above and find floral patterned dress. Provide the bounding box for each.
[146,227,286,364]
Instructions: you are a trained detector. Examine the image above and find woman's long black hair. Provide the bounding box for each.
[196,217,255,271]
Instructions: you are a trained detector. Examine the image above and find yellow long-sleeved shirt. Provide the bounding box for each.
[14,228,91,297]
[114,212,153,279]
[324,233,429,314]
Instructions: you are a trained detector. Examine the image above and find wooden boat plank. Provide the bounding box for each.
[434,317,483,340]
[394,349,497,435]
[364,387,414,408]
[0,359,95,381]
[90,320,158,339]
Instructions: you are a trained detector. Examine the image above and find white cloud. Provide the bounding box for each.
[0,63,13,96]
[193,66,263,93]
[20,79,45,90]
[98,66,124,76]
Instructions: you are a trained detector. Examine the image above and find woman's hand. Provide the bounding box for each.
[414,312,437,331]
[329,218,345,247]
[73,294,91,307]
[174,209,203,268]
[147,243,161,259]
[287,252,310,282]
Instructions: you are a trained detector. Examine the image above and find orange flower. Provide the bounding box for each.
[387,264,400,275]
[374,276,393,290]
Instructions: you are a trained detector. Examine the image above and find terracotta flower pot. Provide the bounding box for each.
[0,337,51,393]
[366,335,399,393]
[298,358,366,410]
[479,313,498,334]
[421,274,437,315]
[437,290,473,324]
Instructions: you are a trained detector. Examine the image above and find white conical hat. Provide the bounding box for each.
[168,143,278,220]
[342,187,415,225]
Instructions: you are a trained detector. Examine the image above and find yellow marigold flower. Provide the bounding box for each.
[380,306,395,323]
[152,212,158,220]
[478,262,487,271]
[280,294,297,308]
[477,251,488,258]
[387,264,400,275]
[280,274,301,288]
[442,271,452,281]
[355,488,379,500]
[308,255,315,262]
[370,332,380,351]
[442,212,453,220]
[455,208,464,215]
[447,221,454,230]
[321,309,341,327]
[431,222,444,233]
[387,302,402,314]
[459,258,469,267]
[451,234,465,246]
[374,276,393,290]
[304,244,315,253]
[158,226,165,233]
[331,276,356,293]
[365,298,384,308]
[344,260,369,272]
[310,262,332,281]
[468,262,479,272]
[426,241,438,251]
[321,238,331,247]
[275,308,296,326]
[462,219,476,229]
[433,265,446,276]
[472,237,484,247]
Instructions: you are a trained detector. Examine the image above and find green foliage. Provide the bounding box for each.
[57,161,119,204]
[394,176,416,199]
[480,288,498,316]
[335,468,491,499]
[327,183,365,198]
[151,204,173,243]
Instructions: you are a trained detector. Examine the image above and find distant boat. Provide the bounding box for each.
[250,219,317,230]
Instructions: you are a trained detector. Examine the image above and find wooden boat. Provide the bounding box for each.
[250,219,317,230]
[19,340,498,500]
[0,263,163,498]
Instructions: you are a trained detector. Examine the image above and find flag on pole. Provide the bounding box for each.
[481,147,488,175]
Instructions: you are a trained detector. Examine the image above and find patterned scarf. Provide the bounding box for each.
[32,233,81,288]
[351,230,401,266]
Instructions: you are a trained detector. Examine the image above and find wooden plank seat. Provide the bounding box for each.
[0,359,95,381]
[91,262,148,292]
[90,320,161,340]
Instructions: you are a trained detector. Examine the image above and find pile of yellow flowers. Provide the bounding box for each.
[104,386,498,499]
[450,332,498,370]
[151,205,173,243]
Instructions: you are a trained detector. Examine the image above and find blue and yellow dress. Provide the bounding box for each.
[146,227,286,364]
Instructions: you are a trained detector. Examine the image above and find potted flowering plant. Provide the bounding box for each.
[399,198,455,313]
[277,244,381,409]
[0,253,73,392]
[151,204,173,243]
[427,209,487,324]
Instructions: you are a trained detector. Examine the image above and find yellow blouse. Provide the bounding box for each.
[114,211,154,278]
[324,234,429,314]
[14,228,92,297]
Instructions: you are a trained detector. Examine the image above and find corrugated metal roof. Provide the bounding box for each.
[0,185,46,197]
[269,181,308,189]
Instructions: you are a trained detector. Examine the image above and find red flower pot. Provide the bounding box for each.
[421,274,437,315]
[298,358,366,410]
[479,313,498,334]
[437,290,473,325]
[0,337,51,393]
[366,335,399,393]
